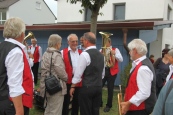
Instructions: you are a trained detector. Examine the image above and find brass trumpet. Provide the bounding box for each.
[24,31,35,42]
[117,85,122,115]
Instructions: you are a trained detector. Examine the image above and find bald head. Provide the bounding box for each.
[83,32,96,44]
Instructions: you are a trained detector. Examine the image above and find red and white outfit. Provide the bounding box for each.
[5,38,34,108]
[125,55,154,110]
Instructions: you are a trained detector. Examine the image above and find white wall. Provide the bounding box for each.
[150,30,163,59]
[57,0,165,22]
[57,1,83,22]
[162,0,173,50]
[8,0,55,25]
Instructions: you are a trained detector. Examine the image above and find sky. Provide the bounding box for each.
[44,0,57,17]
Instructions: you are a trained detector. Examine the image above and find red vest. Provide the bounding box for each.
[110,48,119,75]
[170,74,173,80]
[10,50,33,108]
[124,62,145,111]
[101,48,119,75]
[30,46,39,63]
[63,48,82,87]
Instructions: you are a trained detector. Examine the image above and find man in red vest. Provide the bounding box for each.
[61,34,82,115]
[0,17,33,115]
[100,38,123,112]
[121,39,156,115]
[30,38,42,85]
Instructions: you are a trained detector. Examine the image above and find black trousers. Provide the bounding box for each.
[62,84,71,115]
[126,110,149,115]
[31,62,39,85]
[79,86,102,115]
[71,87,80,115]
[0,99,29,115]
[62,84,80,115]
[102,68,117,108]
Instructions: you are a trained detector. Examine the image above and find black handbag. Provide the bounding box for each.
[45,52,62,95]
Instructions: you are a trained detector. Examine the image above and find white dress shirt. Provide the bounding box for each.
[23,47,33,67]
[100,46,123,62]
[72,46,105,84]
[165,65,173,83]
[129,55,154,106]
[61,46,80,74]
[30,44,42,62]
[5,38,33,97]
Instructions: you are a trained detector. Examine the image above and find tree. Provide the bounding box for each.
[67,0,108,34]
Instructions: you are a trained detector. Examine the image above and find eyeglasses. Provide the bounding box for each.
[70,40,78,43]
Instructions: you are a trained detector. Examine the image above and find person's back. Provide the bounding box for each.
[83,48,104,87]
[153,79,173,115]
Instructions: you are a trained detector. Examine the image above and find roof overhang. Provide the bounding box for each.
[0,20,172,31]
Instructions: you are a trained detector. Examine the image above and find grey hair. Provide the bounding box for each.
[168,48,173,57]
[48,34,62,47]
[31,38,37,41]
[83,32,96,44]
[3,17,26,39]
[128,39,147,55]
[67,34,78,41]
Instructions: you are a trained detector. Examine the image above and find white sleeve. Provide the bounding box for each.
[115,48,123,62]
[129,65,153,106]
[72,52,90,84]
[39,46,42,62]
[5,47,25,97]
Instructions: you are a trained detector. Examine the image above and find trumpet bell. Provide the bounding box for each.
[24,31,35,41]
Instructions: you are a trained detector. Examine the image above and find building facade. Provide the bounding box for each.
[0,0,56,25]
[57,0,173,59]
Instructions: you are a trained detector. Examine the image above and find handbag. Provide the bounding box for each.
[45,52,62,95]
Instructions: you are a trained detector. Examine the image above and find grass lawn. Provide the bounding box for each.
[30,88,119,115]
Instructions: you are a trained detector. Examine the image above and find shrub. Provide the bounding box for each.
[120,62,132,93]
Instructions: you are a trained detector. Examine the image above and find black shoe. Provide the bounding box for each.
[103,106,110,112]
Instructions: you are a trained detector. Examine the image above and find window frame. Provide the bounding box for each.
[113,3,126,21]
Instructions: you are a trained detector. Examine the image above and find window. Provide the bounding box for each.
[114,4,125,20]
[36,1,41,10]
[85,8,91,21]
[167,5,172,20]
[0,12,6,25]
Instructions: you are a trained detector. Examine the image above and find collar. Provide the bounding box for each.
[31,44,37,47]
[84,46,96,51]
[68,46,78,52]
[5,38,25,49]
[132,55,147,66]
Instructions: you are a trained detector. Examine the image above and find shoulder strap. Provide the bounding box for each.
[162,80,173,115]
[68,51,72,67]
[49,52,54,76]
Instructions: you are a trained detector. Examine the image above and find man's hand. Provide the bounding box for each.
[28,54,34,59]
[70,87,75,97]
[110,50,115,55]
[121,101,131,115]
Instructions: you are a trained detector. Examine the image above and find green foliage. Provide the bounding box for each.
[67,0,108,11]
[79,9,85,14]
[120,62,132,93]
